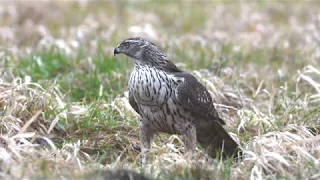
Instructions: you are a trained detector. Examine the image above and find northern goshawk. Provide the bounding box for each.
[114,37,241,162]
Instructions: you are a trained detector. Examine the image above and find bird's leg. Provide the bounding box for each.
[181,125,197,153]
[139,119,155,165]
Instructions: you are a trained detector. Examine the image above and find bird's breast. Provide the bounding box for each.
[128,66,173,106]
[128,66,194,134]
[138,97,194,134]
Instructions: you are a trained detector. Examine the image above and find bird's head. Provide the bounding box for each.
[114,37,166,65]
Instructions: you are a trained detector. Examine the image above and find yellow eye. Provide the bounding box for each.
[123,42,130,48]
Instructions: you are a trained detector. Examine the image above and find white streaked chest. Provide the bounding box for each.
[129,65,175,106]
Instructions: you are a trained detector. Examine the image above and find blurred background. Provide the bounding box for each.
[1,0,319,101]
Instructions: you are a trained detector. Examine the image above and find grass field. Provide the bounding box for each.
[0,1,320,179]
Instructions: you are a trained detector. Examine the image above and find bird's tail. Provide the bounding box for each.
[196,119,241,159]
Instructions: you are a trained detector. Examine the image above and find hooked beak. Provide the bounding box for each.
[114,47,120,56]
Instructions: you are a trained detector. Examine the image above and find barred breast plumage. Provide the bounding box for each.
[129,64,194,135]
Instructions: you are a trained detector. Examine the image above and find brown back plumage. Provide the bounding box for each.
[174,72,241,158]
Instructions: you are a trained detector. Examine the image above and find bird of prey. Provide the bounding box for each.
[114,37,241,163]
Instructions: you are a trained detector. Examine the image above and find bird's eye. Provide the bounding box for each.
[123,42,130,49]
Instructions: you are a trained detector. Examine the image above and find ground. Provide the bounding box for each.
[0,1,319,179]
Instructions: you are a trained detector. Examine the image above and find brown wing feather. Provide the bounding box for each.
[174,73,225,125]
